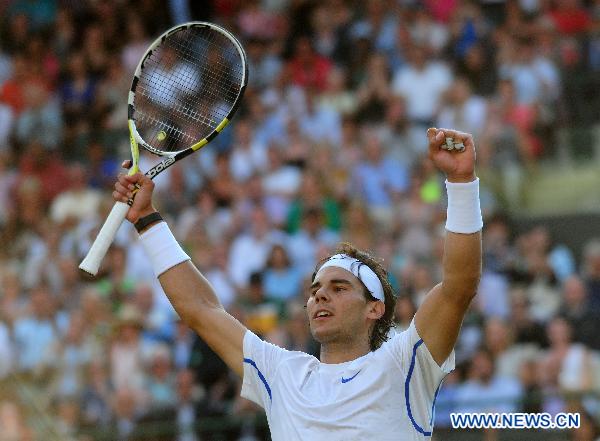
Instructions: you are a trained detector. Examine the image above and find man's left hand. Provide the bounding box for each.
[427,127,476,183]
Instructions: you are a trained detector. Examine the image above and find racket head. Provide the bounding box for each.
[128,22,248,157]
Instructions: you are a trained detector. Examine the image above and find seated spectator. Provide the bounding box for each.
[54,311,93,397]
[286,171,341,234]
[480,78,542,165]
[109,388,141,441]
[228,206,283,289]
[391,43,452,127]
[80,360,112,429]
[229,119,268,183]
[476,269,510,320]
[55,398,81,439]
[454,348,523,413]
[436,76,487,137]
[287,35,333,92]
[192,242,237,309]
[0,267,28,329]
[287,207,339,275]
[354,53,391,124]
[50,162,102,227]
[15,80,62,150]
[132,283,174,343]
[297,87,341,146]
[245,37,282,91]
[350,133,409,227]
[109,306,148,399]
[239,272,280,338]
[0,54,28,115]
[262,244,303,302]
[560,275,600,350]
[544,317,594,393]
[582,239,600,312]
[511,292,548,347]
[145,344,177,410]
[13,284,62,374]
[409,5,449,56]
[0,99,13,150]
[59,52,96,132]
[518,356,544,413]
[547,0,592,35]
[17,141,69,205]
[174,369,203,441]
[120,15,151,75]
[393,295,417,332]
[94,57,129,131]
[483,317,540,379]
[188,336,239,420]
[267,301,319,357]
[96,245,136,311]
[456,43,497,97]
[0,401,33,441]
[171,321,195,372]
[178,189,234,245]
[0,319,12,379]
[317,67,357,116]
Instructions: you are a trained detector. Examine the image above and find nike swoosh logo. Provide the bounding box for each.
[341,370,361,383]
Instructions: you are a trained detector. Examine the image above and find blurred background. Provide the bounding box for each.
[0,0,599,440]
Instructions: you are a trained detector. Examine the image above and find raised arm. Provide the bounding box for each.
[113,165,247,377]
[414,128,482,366]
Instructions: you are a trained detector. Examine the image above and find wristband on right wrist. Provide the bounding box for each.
[134,212,163,233]
[445,178,483,234]
[139,222,190,277]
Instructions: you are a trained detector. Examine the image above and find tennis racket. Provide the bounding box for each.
[79,21,248,276]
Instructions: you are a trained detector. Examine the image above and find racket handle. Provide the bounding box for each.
[79,201,130,276]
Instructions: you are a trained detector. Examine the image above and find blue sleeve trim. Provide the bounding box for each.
[404,339,432,437]
[244,357,272,401]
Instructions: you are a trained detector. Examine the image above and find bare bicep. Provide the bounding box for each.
[414,284,471,366]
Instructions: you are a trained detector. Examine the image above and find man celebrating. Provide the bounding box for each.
[113,128,482,439]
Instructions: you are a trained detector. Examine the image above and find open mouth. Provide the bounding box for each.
[313,310,333,320]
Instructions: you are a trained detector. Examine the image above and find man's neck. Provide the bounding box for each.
[319,340,371,364]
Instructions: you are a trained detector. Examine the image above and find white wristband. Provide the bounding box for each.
[139,221,190,277]
[445,178,483,234]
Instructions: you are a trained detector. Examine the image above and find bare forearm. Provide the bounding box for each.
[441,231,482,304]
[157,260,246,376]
[441,176,483,303]
[112,169,246,375]
[415,128,482,365]
[158,261,223,326]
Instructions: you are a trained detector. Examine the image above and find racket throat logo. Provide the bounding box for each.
[147,156,176,178]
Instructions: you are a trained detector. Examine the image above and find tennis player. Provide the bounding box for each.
[113,127,482,440]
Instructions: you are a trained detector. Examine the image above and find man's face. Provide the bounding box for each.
[306,267,372,346]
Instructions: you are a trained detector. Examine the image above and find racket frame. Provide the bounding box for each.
[79,21,248,276]
[129,21,248,177]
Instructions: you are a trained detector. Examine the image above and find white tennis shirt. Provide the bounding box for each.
[241,320,454,440]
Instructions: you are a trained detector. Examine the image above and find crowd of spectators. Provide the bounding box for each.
[0,0,600,440]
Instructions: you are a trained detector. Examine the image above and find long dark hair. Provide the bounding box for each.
[313,242,397,351]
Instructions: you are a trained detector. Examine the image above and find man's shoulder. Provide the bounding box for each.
[246,330,318,362]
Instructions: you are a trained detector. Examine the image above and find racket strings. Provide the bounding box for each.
[134,25,244,152]
[179,29,241,97]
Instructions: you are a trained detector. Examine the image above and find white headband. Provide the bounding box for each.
[316,254,385,302]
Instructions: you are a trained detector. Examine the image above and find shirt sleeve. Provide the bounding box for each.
[385,320,455,434]
[241,330,288,409]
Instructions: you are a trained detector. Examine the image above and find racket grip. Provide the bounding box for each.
[79,201,130,276]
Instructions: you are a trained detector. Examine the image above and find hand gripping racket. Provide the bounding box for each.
[79,22,248,275]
